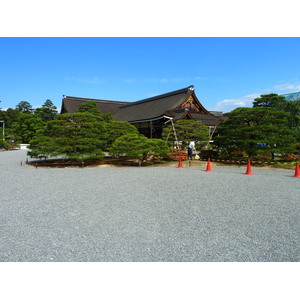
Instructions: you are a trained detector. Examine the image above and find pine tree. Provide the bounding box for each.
[28,113,108,161]
[16,101,33,113]
[109,134,169,166]
[35,99,58,122]
[76,101,112,122]
[214,107,297,158]
[105,121,139,148]
[252,93,286,108]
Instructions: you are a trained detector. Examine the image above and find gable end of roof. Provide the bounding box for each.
[119,85,194,109]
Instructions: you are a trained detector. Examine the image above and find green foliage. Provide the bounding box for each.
[294,142,300,155]
[253,93,300,142]
[0,133,19,150]
[252,93,286,108]
[109,134,150,161]
[109,134,169,165]
[162,119,209,149]
[77,101,102,115]
[76,101,112,122]
[199,149,220,160]
[214,107,297,158]
[0,108,21,128]
[0,140,10,150]
[0,134,10,150]
[283,100,300,139]
[11,112,46,143]
[105,121,139,148]
[35,99,58,122]
[28,113,108,161]
[0,107,47,144]
[147,138,170,159]
[16,101,33,113]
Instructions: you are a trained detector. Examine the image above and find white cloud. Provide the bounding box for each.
[273,83,300,92]
[211,93,259,112]
[211,81,300,112]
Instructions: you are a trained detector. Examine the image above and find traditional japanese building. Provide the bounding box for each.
[61,85,223,139]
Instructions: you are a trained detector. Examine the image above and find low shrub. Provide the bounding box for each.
[294,143,300,155]
[200,149,219,160]
[169,149,188,161]
[281,153,297,161]
[256,152,273,161]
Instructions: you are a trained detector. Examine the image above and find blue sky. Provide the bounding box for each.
[1,37,300,113]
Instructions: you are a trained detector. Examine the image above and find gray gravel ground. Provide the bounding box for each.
[0,150,299,262]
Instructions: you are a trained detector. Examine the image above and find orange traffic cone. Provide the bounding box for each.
[245,159,254,175]
[205,158,212,172]
[292,162,300,178]
[177,157,183,168]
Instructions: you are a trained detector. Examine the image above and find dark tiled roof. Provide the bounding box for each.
[60,86,222,127]
[162,111,221,126]
[61,96,129,114]
[189,113,222,126]
[114,86,194,121]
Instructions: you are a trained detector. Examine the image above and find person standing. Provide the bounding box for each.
[188,140,197,160]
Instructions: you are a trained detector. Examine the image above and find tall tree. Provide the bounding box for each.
[35,99,58,121]
[214,107,297,158]
[253,93,300,141]
[16,101,33,113]
[283,99,300,140]
[28,113,108,161]
[0,108,21,128]
[11,112,45,143]
[252,93,286,108]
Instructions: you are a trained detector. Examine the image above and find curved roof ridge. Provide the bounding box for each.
[120,85,194,109]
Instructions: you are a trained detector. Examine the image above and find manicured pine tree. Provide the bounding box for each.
[109,133,169,166]
[252,93,286,108]
[105,120,139,148]
[214,107,297,159]
[28,112,108,161]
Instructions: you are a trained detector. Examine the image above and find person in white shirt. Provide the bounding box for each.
[188,140,197,160]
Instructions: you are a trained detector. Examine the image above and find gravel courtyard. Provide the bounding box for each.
[0,150,299,262]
